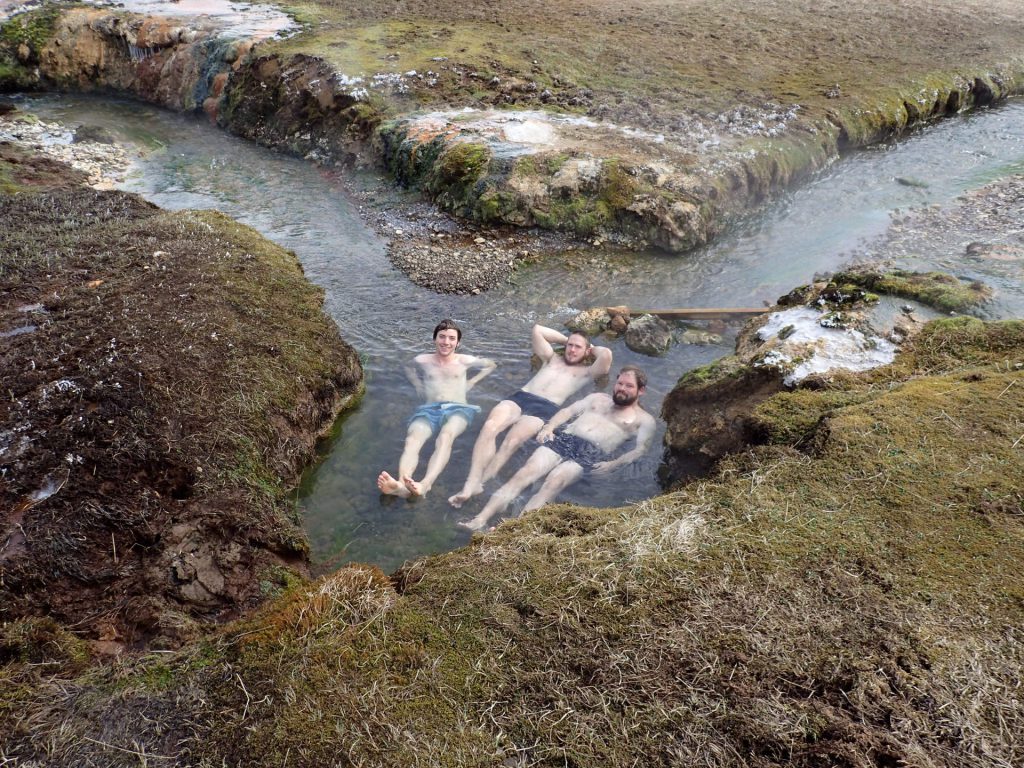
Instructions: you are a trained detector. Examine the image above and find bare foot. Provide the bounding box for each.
[377,471,409,497]
[403,476,426,497]
[448,483,483,508]
[456,515,488,532]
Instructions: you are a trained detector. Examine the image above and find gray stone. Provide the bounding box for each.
[625,313,674,356]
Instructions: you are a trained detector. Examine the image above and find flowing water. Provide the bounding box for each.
[10,93,1024,573]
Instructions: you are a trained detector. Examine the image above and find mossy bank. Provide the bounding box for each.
[0,141,363,648]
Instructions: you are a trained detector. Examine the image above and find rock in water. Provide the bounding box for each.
[625,314,674,356]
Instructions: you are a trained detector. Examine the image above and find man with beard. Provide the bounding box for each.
[377,319,496,499]
[448,324,611,508]
[458,365,655,532]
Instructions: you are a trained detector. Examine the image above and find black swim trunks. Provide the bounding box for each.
[508,389,559,421]
[548,430,608,472]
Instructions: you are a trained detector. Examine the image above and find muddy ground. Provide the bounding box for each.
[0,138,363,649]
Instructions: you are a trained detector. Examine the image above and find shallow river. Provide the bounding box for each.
[12,93,1024,573]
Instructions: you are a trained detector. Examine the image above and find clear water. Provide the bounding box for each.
[12,93,1024,574]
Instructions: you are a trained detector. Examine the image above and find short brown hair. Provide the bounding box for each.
[618,364,647,390]
[433,319,462,342]
[567,330,590,346]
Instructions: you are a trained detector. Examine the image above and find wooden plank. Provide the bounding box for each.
[622,307,769,320]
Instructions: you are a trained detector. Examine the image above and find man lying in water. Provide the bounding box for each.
[448,324,612,508]
[377,319,496,499]
[458,365,655,531]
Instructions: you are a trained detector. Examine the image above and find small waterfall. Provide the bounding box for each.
[127,43,158,62]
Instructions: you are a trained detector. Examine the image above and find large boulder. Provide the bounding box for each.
[624,313,675,356]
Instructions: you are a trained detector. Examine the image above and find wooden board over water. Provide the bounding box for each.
[627,307,769,320]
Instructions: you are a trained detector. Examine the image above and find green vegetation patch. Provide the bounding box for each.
[834,268,993,313]
[0,618,91,670]
[750,388,869,448]
[0,7,60,59]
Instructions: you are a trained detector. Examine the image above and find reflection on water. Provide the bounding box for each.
[13,93,1024,574]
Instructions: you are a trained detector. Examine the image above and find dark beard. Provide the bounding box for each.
[612,391,637,406]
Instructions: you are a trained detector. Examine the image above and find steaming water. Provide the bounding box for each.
[11,93,1024,573]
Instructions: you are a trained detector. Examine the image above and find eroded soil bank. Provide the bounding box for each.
[0,140,363,649]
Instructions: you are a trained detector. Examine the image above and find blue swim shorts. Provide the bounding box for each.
[409,402,481,435]
[508,389,559,421]
[548,430,608,472]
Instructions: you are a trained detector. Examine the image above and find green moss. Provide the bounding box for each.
[0,7,60,61]
[433,141,489,186]
[0,157,17,194]
[544,154,569,174]
[674,354,745,387]
[532,193,612,237]
[259,564,306,597]
[834,96,912,147]
[751,388,868,447]
[598,159,638,210]
[894,317,1024,372]
[476,188,519,223]
[512,154,538,177]
[834,268,992,312]
[0,56,22,85]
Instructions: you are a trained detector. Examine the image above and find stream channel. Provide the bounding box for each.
[12,93,1024,574]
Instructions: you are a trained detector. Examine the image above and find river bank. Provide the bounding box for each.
[0,132,364,647]
[3,1,1024,290]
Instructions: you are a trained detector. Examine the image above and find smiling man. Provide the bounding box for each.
[377,319,496,499]
[448,324,612,508]
[457,365,655,532]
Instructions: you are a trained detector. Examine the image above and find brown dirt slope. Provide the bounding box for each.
[0,150,363,649]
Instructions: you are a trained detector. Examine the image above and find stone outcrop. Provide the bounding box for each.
[658,269,991,488]
[29,10,249,112]
[218,52,379,165]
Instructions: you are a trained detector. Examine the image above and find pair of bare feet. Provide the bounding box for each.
[376,471,428,498]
